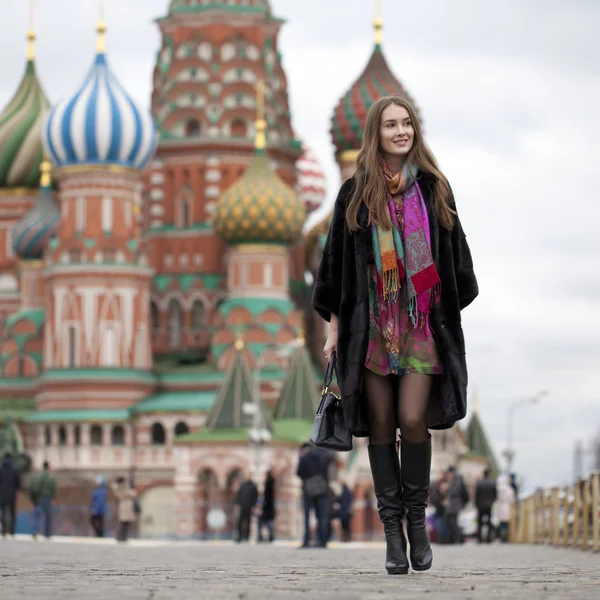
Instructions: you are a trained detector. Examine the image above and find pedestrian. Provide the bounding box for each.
[495,474,516,542]
[257,470,276,543]
[445,466,469,544]
[337,481,354,542]
[475,468,497,543]
[297,443,332,548]
[429,474,448,544]
[0,452,21,538]
[29,461,56,540]
[313,95,478,574]
[111,476,137,542]
[90,476,108,537]
[234,471,258,543]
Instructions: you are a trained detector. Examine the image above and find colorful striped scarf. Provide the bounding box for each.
[371,159,441,331]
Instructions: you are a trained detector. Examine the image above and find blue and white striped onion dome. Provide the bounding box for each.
[44,53,157,170]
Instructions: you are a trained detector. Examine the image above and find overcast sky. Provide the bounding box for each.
[1,0,599,490]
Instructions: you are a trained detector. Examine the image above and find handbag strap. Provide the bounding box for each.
[322,351,338,394]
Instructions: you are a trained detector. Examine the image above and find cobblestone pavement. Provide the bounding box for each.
[0,537,599,600]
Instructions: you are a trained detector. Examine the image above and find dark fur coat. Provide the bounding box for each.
[312,172,478,435]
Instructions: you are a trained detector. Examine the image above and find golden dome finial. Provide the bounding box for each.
[27,0,36,60]
[234,334,245,351]
[40,160,52,188]
[255,79,267,151]
[472,388,479,414]
[297,326,306,346]
[374,0,384,47]
[97,0,107,54]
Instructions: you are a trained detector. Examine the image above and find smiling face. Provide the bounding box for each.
[378,103,415,165]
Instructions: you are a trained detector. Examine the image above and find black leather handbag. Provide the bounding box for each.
[310,352,353,452]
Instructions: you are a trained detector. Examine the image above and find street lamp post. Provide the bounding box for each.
[503,390,548,473]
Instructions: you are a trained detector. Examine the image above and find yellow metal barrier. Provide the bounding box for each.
[509,472,599,551]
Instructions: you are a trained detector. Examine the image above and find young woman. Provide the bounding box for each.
[111,476,138,542]
[313,96,478,574]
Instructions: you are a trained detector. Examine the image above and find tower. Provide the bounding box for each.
[211,81,306,370]
[0,18,50,318]
[146,0,302,361]
[329,5,419,182]
[12,160,60,312]
[39,18,158,412]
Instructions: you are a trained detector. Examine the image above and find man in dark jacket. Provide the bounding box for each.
[0,453,21,537]
[445,466,469,544]
[234,472,258,543]
[475,469,497,543]
[297,443,332,548]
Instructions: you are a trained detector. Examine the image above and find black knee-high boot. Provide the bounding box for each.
[368,444,409,575]
[401,437,433,571]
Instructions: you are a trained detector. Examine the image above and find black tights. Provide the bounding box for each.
[364,368,431,445]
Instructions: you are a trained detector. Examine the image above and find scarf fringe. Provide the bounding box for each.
[383,268,400,302]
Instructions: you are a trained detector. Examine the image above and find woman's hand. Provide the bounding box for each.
[323,315,339,363]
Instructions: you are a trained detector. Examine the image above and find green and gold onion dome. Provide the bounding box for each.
[330,17,420,155]
[214,149,306,245]
[214,85,306,245]
[0,31,50,189]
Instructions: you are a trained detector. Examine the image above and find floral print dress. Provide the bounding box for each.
[364,205,444,377]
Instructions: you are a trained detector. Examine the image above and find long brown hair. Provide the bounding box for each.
[346,96,455,231]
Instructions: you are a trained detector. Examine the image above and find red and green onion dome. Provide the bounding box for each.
[296,142,327,214]
[12,161,59,260]
[0,48,50,188]
[168,0,272,15]
[330,42,419,155]
[214,148,306,245]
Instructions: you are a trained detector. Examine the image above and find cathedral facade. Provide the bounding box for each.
[0,1,494,540]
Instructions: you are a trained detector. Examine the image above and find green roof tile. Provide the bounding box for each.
[26,409,130,423]
[465,412,500,475]
[205,350,260,430]
[273,345,319,422]
[133,391,217,414]
[6,308,45,331]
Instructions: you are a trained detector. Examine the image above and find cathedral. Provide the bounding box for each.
[0,0,496,540]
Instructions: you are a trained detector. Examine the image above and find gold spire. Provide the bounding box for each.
[374,0,384,47]
[254,79,267,151]
[234,333,245,351]
[40,160,52,188]
[472,388,479,414]
[297,326,306,346]
[26,0,36,60]
[97,0,106,54]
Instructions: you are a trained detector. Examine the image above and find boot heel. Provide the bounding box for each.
[411,559,432,572]
[386,565,409,575]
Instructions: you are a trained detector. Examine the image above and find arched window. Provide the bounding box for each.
[174,421,189,437]
[111,425,125,446]
[181,198,191,228]
[151,422,166,445]
[230,119,247,138]
[58,426,67,447]
[150,301,160,332]
[44,425,52,446]
[167,299,183,349]
[73,425,81,447]
[185,119,201,137]
[191,300,205,332]
[90,425,103,446]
